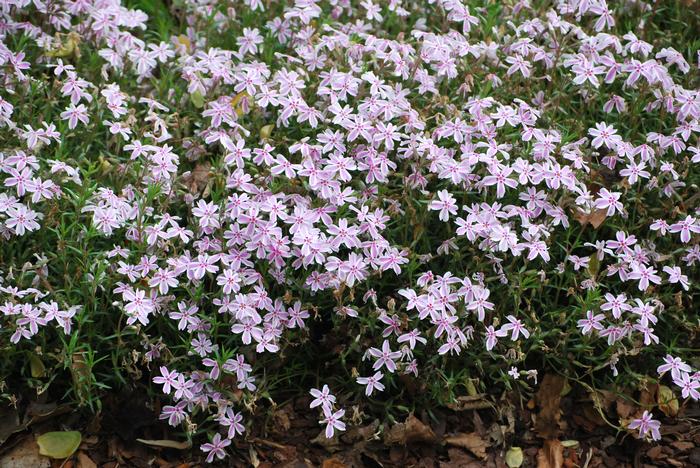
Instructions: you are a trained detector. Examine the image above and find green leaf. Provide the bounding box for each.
[260,124,274,140]
[465,378,478,396]
[190,90,205,109]
[505,447,523,467]
[29,354,46,378]
[37,431,82,459]
[587,254,600,277]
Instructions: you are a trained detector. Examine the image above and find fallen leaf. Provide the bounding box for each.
[639,382,658,407]
[231,91,250,117]
[505,447,524,467]
[0,405,21,445]
[487,422,506,447]
[646,445,663,460]
[70,352,93,405]
[573,208,607,229]
[657,385,679,417]
[536,439,563,468]
[29,353,45,378]
[260,124,274,140]
[36,431,82,459]
[0,435,51,468]
[321,458,347,468]
[249,445,260,468]
[384,414,437,445]
[444,432,489,459]
[615,398,635,419]
[311,429,341,452]
[342,419,379,444]
[587,254,600,277]
[135,438,192,450]
[562,444,579,468]
[445,395,492,411]
[76,452,97,468]
[535,375,566,439]
[670,441,694,451]
[182,161,211,194]
[190,91,204,109]
[442,447,476,467]
[271,404,293,433]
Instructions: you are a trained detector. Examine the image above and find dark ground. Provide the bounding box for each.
[1,375,699,467]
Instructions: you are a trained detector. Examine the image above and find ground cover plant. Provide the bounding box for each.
[0,0,699,465]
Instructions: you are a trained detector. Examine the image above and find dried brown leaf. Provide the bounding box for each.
[76,452,97,468]
[135,438,192,450]
[321,458,347,468]
[70,352,92,405]
[646,445,663,460]
[182,161,211,194]
[0,405,21,445]
[446,395,492,411]
[271,404,292,432]
[535,375,566,439]
[573,208,607,229]
[384,414,437,445]
[342,419,379,444]
[670,441,694,451]
[444,432,489,459]
[311,429,341,452]
[536,440,564,468]
[615,398,635,419]
[658,385,679,417]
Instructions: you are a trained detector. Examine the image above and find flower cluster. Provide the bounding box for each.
[0,0,698,460]
[0,256,79,344]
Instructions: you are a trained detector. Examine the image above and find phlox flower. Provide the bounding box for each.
[123,289,154,325]
[368,340,402,373]
[663,266,689,290]
[309,384,336,410]
[669,216,699,243]
[337,253,368,287]
[482,164,518,198]
[320,407,346,438]
[438,335,463,355]
[5,205,40,235]
[588,122,622,150]
[466,287,494,321]
[153,366,179,394]
[200,433,231,463]
[577,310,605,335]
[429,190,458,221]
[500,315,530,341]
[505,54,532,78]
[357,371,385,396]
[673,373,700,400]
[657,355,692,380]
[160,401,187,426]
[484,325,507,351]
[628,411,661,441]
[628,264,661,291]
[60,103,90,130]
[218,408,245,439]
[594,188,624,217]
[572,59,605,87]
[397,329,427,349]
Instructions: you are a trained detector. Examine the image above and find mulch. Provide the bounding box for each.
[1,378,699,467]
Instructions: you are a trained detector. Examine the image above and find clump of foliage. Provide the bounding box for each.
[0,0,698,461]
